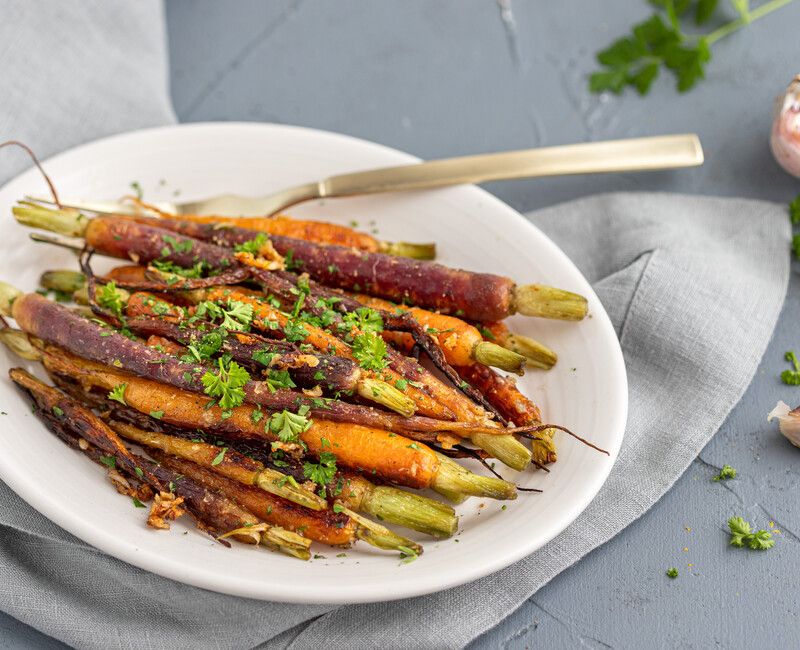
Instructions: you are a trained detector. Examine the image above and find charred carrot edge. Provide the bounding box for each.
[9,368,311,558]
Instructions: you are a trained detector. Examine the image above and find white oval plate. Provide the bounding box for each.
[0,123,626,604]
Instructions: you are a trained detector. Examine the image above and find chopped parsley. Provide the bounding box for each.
[332,503,344,514]
[201,358,251,410]
[283,319,309,343]
[341,307,384,335]
[234,232,269,255]
[99,455,116,469]
[303,451,337,486]
[107,383,128,406]
[351,332,387,371]
[52,405,64,417]
[182,328,226,363]
[211,447,227,466]
[790,193,800,225]
[151,259,208,279]
[269,407,312,442]
[728,516,775,551]
[712,464,736,482]
[132,497,146,508]
[666,567,678,579]
[478,325,496,341]
[130,181,143,199]
[96,281,125,319]
[252,348,278,366]
[149,410,164,420]
[195,300,253,332]
[395,378,408,391]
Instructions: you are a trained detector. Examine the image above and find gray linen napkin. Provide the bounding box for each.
[0,2,791,649]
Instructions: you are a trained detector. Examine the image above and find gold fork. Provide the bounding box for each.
[29,134,703,217]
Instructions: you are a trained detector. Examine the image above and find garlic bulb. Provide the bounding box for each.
[767,401,800,448]
[770,75,800,178]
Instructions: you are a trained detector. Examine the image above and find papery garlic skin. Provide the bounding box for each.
[770,75,800,178]
[767,400,800,448]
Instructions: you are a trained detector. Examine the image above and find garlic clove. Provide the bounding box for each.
[770,75,800,178]
[767,400,800,448]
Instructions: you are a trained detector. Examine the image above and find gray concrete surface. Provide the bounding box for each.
[3,1,800,647]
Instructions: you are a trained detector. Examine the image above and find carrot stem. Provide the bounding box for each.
[513,284,588,321]
[360,485,457,538]
[12,203,89,237]
[430,453,517,500]
[503,333,558,370]
[472,341,526,375]
[378,240,437,260]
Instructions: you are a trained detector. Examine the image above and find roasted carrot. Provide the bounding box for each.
[35,344,515,500]
[456,362,556,465]
[14,205,587,322]
[131,199,436,260]
[9,368,311,557]
[147,451,357,546]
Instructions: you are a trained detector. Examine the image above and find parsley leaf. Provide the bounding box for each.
[781,351,800,385]
[99,455,116,469]
[341,307,384,335]
[283,319,309,343]
[132,497,146,508]
[201,358,251,410]
[196,300,253,332]
[712,464,736,481]
[182,328,226,363]
[728,516,775,550]
[666,567,678,579]
[303,451,337,486]
[264,369,296,392]
[351,332,387,371]
[107,383,128,406]
[269,408,312,442]
[211,447,227,466]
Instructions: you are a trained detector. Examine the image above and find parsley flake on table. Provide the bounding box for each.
[107,383,128,406]
[728,516,775,550]
[351,332,387,370]
[666,567,678,579]
[712,464,736,481]
[781,351,800,385]
[201,358,250,410]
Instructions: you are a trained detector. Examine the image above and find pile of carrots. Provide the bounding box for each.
[0,196,604,562]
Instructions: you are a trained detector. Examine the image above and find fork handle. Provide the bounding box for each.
[320,134,703,198]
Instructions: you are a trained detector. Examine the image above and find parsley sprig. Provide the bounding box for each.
[107,383,128,406]
[201,358,251,410]
[234,233,269,255]
[728,516,775,550]
[96,281,125,319]
[591,0,794,96]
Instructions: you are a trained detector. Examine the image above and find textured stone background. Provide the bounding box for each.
[3,1,800,647]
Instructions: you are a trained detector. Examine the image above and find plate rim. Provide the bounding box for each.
[0,121,628,603]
